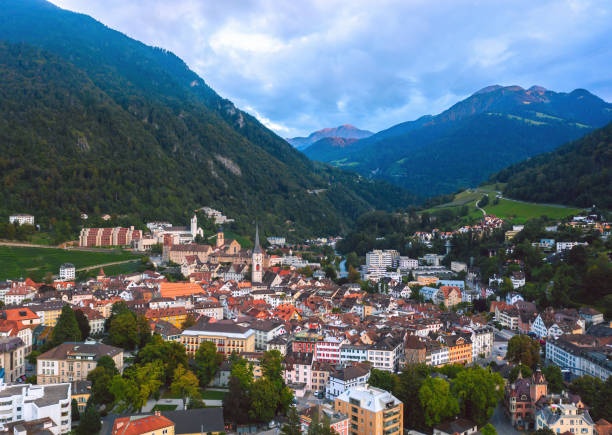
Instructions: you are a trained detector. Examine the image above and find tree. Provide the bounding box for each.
[418,377,459,427]
[307,411,336,435]
[506,335,540,369]
[74,309,91,340]
[181,314,196,329]
[76,399,101,435]
[281,406,301,435]
[452,366,504,426]
[223,358,253,424]
[249,378,278,422]
[508,364,532,383]
[395,364,431,430]
[110,361,163,412]
[481,423,497,435]
[193,341,223,387]
[71,399,80,421]
[348,266,360,283]
[108,311,150,350]
[87,366,115,406]
[49,305,81,348]
[96,355,119,375]
[170,365,200,410]
[569,376,603,415]
[138,335,188,385]
[261,350,293,414]
[542,365,564,394]
[368,369,397,393]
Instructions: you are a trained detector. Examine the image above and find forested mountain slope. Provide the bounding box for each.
[489,121,612,210]
[0,0,415,236]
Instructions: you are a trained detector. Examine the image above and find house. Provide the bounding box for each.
[0,381,72,434]
[438,286,462,307]
[536,402,594,435]
[326,363,371,400]
[159,282,204,299]
[37,341,124,384]
[334,386,403,435]
[112,414,174,435]
[315,336,347,364]
[506,292,524,305]
[159,408,225,435]
[504,369,548,429]
[434,418,478,435]
[300,405,349,435]
[71,380,92,413]
[511,272,526,289]
[578,308,604,326]
[283,352,314,391]
[249,319,285,351]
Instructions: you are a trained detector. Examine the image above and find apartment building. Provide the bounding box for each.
[536,403,594,435]
[315,336,347,364]
[79,227,142,247]
[37,342,123,384]
[180,321,254,355]
[334,386,403,435]
[0,337,26,383]
[546,335,612,381]
[0,382,71,434]
[327,363,371,400]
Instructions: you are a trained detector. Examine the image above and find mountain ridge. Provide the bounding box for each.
[305,85,612,197]
[287,124,373,150]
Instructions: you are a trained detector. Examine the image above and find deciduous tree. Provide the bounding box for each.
[170,365,200,410]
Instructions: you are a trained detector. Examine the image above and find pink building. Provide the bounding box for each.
[283,352,313,391]
[315,336,346,364]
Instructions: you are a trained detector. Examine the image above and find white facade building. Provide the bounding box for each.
[58,263,75,281]
[326,365,371,400]
[339,345,369,364]
[366,250,399,269]
[315,337,347,364]
[0,381,71,434]
[398,257,418,270]
[8,214,34,226]
[556,241,588,253]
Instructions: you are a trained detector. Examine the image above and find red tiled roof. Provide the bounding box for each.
[112,415,174,435]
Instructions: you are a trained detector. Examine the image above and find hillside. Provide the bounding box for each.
[306,85,612,197]
[489,121,612,210]
[303,137,359,162]
[0,0,416,237]
[287,124,373,150]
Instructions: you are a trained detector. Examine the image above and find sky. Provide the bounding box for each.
[49,0,612,137]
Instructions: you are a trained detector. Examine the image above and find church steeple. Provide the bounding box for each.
[252,222,263,283]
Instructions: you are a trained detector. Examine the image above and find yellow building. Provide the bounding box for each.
[536,403,594,435]
[417,276,439,286]
[71,380,92,412]
[180,322,254,355]
[145,307,188,329]
[443,335,473,365]
[334,386,403,435]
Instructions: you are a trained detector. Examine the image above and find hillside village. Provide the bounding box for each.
[0,208,610,435]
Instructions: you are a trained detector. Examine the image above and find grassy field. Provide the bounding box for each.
[421,183,582,225]
[200,389,227,400]
[0,246,139,280]
[483,198,582,224]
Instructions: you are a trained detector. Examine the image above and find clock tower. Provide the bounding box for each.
[252,224,263,284]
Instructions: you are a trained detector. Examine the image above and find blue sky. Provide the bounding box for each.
[49,0,612,137]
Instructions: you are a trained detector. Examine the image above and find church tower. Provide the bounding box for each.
[252,224,263,283]
[216,227,224,248]
[190,214,198,238]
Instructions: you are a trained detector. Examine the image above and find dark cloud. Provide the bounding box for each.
[51,0,612,136]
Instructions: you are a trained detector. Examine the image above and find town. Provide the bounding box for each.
[0,207,610,435]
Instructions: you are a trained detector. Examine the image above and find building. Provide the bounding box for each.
[112,414,175,435]
[180,321,255,355]
[0,337,26,382]
[556,241,588,253]
[434,419,478,435]
[300,405,349,435]
[327,363,371,400]
[58,263,75,281]
[252,225,264,284]
[250,320,285,351]
[315,336,346,364]
[450,261,467,273]
[546,335,612,381]
[438,286,462,307]
[505,369,548,430]
[0,381,71,434]
[71,380,92,413]
[334,386,403,435]
[8,214,34,226]
[37,342,124,384]
[145,307,188,329]
[366,250,399,269]
[267,237,286,247]
[159,408,225,435]
[79,227,142,247]
[536,402,594,435]
[441,335,472,365]
[511,272,526,289]
[367,337,403,372]
[283,352,313,391]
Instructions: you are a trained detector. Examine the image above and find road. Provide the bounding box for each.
[490,404,522,435]
[75,259,140,272]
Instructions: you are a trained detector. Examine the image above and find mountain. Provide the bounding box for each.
[489,120,612,210]
[306,85,612,198]
[303,137,359,162]
[287,124,373,150]
[0,0,416,237]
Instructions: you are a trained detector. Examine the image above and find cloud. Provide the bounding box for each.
[49,0,612,137]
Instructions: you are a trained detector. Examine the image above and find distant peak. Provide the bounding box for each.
[472,85,503,96]
[528,85,547,93]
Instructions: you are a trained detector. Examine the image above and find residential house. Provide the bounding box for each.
[326,363,371,400]
[536,403,594,435]
[0,336,26,382]
[334,386,403,435]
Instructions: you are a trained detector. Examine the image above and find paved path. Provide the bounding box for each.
[141,397,222,412]
[490,404,524,435]
[75,259,139,272]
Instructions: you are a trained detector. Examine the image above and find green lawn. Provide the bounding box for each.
[152,404,178,411]
[0,246,139,280]
[200,389,227,400]
[483,198,582,224]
